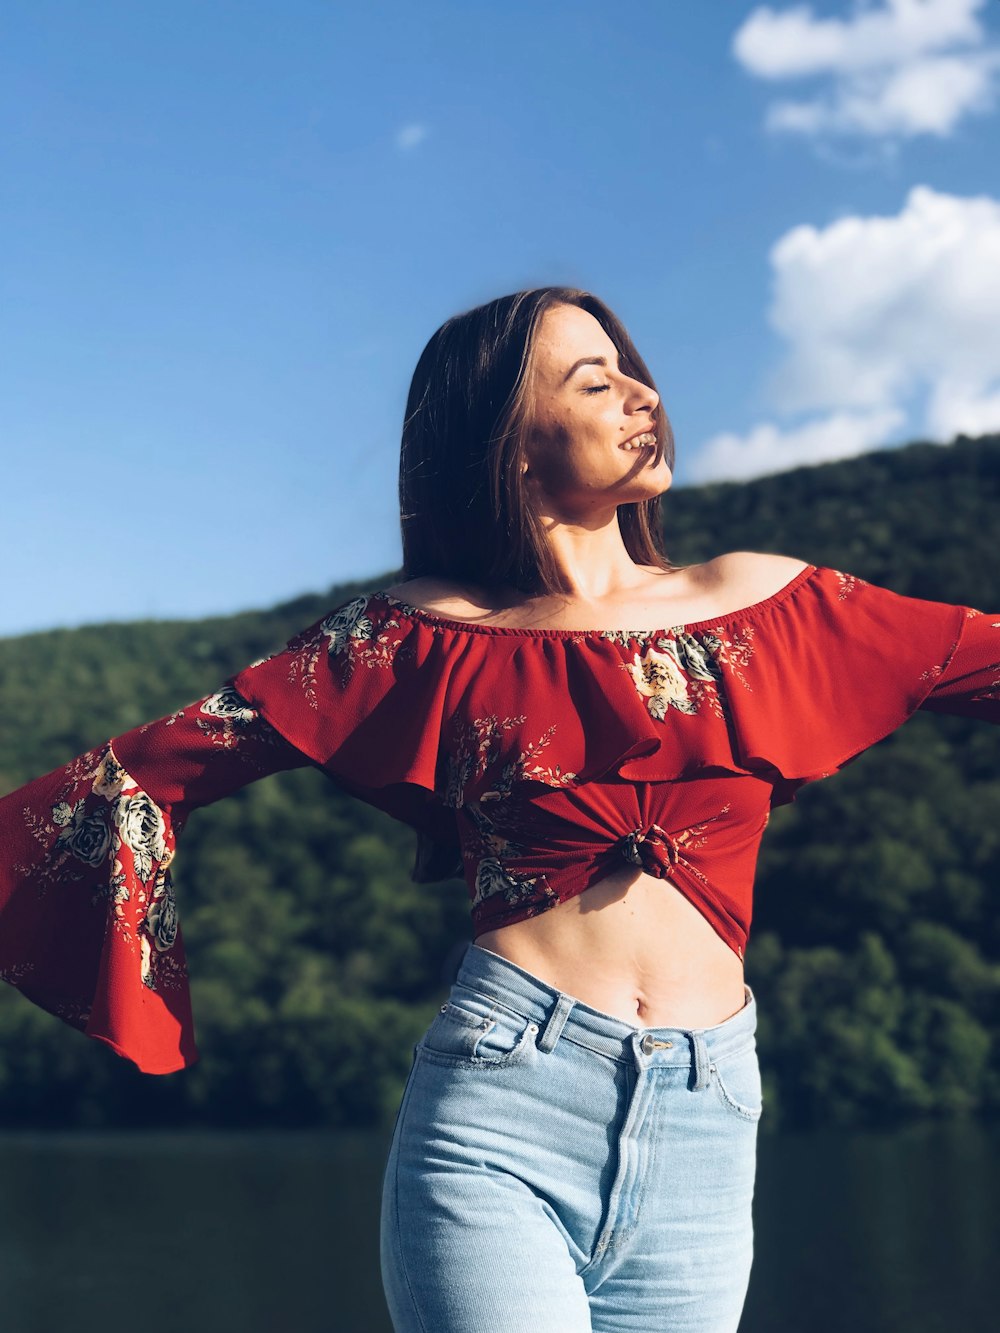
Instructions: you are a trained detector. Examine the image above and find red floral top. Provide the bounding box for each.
[1,563,998,1074]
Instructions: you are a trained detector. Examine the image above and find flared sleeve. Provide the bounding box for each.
[0,682,313,1074]
[0,589,484,1074]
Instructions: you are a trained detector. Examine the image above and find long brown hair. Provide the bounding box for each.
[398,286,679,596]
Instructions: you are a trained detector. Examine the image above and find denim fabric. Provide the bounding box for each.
[380,944,762,1332]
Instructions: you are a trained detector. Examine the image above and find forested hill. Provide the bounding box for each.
[1,432,999,1132]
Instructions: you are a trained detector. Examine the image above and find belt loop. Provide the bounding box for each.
[537,993,575,1053]
[690,1030,712,1091]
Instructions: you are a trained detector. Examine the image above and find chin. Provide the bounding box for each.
[636,463,672,495]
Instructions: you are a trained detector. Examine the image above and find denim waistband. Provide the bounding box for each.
[454,943,757,1068]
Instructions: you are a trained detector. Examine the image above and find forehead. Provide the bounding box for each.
[532,304,617,376]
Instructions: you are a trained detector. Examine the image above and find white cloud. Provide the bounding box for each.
[690,185,1000,481]
[689,407,906,483]
[733,0,1000,139]
[395,123,428,151]
[767,185,1000,414]
[925,376,1000,438]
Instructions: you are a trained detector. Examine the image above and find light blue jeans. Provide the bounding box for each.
[380,944,762,1332]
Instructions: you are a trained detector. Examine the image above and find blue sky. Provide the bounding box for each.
[2,0,998,635]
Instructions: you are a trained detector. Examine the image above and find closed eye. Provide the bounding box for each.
[583,385,610,395]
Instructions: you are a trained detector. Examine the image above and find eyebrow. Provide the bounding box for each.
[562,355,609,383]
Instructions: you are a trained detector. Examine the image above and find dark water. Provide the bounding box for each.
[0,1120,995,1332]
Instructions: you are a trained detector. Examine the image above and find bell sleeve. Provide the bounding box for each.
[0,682,313,1075]
[0,589,475,1076]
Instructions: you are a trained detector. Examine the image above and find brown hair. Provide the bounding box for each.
[398,286,679,596]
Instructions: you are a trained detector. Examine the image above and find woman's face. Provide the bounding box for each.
[522,303,671,519]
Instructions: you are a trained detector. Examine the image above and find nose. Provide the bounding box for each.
[626,376,659,419]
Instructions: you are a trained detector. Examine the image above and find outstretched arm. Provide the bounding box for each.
[918,605,1000,723]
[0,683,313,1074]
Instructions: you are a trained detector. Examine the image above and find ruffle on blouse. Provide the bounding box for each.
[711,570,972,806]
[229,568,972,833]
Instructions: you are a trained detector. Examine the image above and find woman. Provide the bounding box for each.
[1,287,998,1332]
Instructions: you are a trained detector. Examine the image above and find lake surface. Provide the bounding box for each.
[0,1120,995,1332]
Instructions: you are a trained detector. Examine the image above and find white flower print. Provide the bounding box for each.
[320,597,374,659]
[52,799,113,867]
[625,643,694,720]
[287,595,405,705]
[91,750,127,800]
[114,791,166,882]
[200,686,259,726]
[144,872,179,952]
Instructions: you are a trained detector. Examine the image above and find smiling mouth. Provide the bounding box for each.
[619,431,657,452]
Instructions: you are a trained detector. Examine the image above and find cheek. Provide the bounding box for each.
[528,418,612,490]
[526,421,575,488]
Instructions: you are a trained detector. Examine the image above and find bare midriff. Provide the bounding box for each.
[474,865,748,1031]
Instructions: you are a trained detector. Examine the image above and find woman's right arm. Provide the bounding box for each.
[1,587,467,1075]
[0,681,314,1075]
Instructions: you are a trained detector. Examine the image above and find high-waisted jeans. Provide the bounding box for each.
[380,944,762,1333]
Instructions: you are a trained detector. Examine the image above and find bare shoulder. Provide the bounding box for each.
[703,551,812,606]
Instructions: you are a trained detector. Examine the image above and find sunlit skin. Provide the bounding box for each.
[519,303,674,607]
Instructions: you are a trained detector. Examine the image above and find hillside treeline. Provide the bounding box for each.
[1,433,998,1134]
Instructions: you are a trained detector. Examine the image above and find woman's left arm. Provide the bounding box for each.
[918,605,1000,723]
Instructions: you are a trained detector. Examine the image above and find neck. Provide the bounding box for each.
[528,509,658,604]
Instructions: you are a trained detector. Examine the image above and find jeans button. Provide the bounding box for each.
[640,1034,674,1054]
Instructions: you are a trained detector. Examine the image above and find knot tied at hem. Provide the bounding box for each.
[618,823,681,876]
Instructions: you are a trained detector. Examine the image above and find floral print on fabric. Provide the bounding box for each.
[832,569,861,601]
[461,801,559,916]
[955,609,1000,700]
[442,715,578,808]
[199,684,260,727]
[51,792,113,867]
[919,606,1000,705]
[620,624,754,720]
[268,595,411,708]
[11,742,185,996]
[133,685,289,763]
[472,857,544,911]
[114,789,167,882]
[0,680,310,1072]
[319,598,378,673]
[624,633,722,720]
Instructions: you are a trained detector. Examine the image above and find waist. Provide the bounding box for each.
[473,865,747,1028]
[455,943,757,1064]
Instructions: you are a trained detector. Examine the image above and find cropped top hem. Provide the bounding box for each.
[470,854,751,964]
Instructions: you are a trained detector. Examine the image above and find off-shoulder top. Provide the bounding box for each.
[1,563,998,1073]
